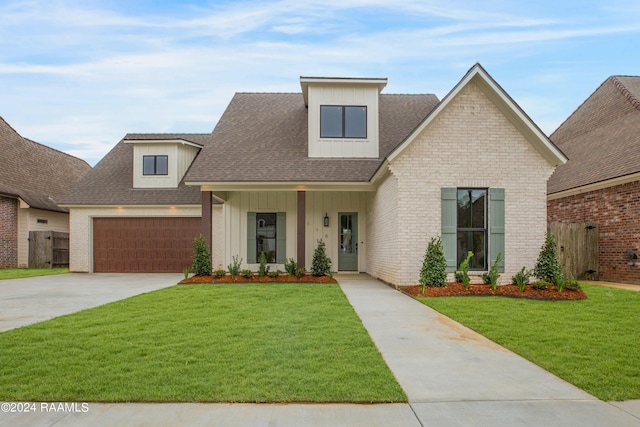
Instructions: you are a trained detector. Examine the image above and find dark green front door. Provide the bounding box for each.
[338,213,358,271]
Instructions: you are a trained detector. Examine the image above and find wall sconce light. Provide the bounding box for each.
[323,213,329,227]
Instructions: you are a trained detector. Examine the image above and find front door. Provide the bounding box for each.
[338,213,358,271]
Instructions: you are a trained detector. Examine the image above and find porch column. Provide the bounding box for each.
[297,191,306,267]
[201,190,213,255]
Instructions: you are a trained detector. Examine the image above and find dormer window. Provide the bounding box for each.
[143,155,168,176]
[320,106,367,138]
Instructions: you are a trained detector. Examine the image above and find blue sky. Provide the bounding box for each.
[1,0,639,165]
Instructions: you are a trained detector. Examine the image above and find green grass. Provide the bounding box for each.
[0,284,406,403]
[418,283,640,401]
[0,268,68,280]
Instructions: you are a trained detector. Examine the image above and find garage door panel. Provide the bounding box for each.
[93,217,201,273]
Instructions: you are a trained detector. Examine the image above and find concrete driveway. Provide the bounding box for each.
[0,273,182,332]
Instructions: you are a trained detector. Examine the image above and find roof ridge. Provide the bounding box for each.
[611,76,640,111]
[0,115,91,168]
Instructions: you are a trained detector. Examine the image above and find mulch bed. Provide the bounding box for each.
[180,274,337,284]
[402,282,587,300]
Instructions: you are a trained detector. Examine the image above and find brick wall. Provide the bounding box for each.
[387,81,555,286]
[366,172,399,284]
[548,180,640,284]
[0,196,18,268]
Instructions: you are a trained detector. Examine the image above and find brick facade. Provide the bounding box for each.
[369,82,556,287]
[548,180,640,284]
[0,196,18,268]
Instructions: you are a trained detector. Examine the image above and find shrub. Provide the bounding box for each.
[565,275,582,291]
[295,267,306,278]
[240,269,253,279]
[311,239,332,276]
[268,270,282,278]
[183,267,190,280]
[212,269,226,279]
[488,253,501,290]
[227,255,242,278]
[455,271,464,283]
[456,251,473,289]
[534,234,562,284]
[419,236,447,292]
[554,271,566,293]
[258,251,270,278]
[284,258,298,277]
[191,234,212,276]
[481,272,492,285]
[511,267,532,292]
[531,280,550,290]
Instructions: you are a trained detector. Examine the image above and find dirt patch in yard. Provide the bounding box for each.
[402,282,587,300]
[180,274,337,284]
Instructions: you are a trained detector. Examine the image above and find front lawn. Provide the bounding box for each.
[0,284,406,403]
[419,283,640,401]
[0,268,68,280]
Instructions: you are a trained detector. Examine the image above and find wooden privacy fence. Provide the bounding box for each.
[29,231,69,268]
[548,222,598,280]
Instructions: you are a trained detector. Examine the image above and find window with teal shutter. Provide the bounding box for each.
[247,212,286,264]
[441,187,505,272]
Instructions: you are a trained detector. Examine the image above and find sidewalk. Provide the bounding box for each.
[338,274,640,426]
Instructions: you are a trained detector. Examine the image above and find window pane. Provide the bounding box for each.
[457,190,472,228]
[256,213,277,263]
[143,156,155,175]
[156,156,168,175]
[344,106,366,138]
[320,106,343,138]
[457,230,486,270]
[457,189,486,228]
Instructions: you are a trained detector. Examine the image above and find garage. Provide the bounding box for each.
[93,217,201,273]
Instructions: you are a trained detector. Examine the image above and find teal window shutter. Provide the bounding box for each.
[441,188,457,272]
[489,188,505,273]
[247,212,257,264]
[276,212,286,264]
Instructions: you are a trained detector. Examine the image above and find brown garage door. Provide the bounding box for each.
[93,217,201,273]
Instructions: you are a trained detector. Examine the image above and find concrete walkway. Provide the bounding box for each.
[583,280,640,291]
[0,273,182,332]
[1,273,639,426]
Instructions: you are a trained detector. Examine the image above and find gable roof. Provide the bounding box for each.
[547,75,640,195]
[61,134,213,206]
[184,92,439,185]
[0,116,90,213]
[388,63,567,167]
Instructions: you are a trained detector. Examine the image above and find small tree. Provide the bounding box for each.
[191,234,212,276]
[457,251,473,289]
[534,234,562,284]
[311,239,332,276]
[420,236,447,292]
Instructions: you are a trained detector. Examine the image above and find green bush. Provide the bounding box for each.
[240,269,254,279]
[488,253,501,290]
[268,270,283,278]
[227,255,242,278]
[565,276,582,291]
[419,236,447,292]
[554,271,566,293]
[212,269,226,279]
[191,234,212,276]
[456,251,473,289]
[258,251,270,278]
[531,280,550,290]
[311,239,332,276]
[295,267,306,278]
[455,271,464,283]
[511,267,532,292]
[284,258,298,277]
[534,234,562,284]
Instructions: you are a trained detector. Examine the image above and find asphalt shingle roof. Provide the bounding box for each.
[0,116,90,212]
[548,76,640,194]
[61,134,212,205]
[185,92,440,183]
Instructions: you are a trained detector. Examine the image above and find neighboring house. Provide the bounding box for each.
[62,64,566,286]
[547,76,640,284]
[0,117,91,268]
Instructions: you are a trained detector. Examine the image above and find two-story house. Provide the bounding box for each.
[62,64,566,286]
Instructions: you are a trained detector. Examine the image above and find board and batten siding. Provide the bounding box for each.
[387,81,555,286]
[131,143,200,189]
[307,84,380,158]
